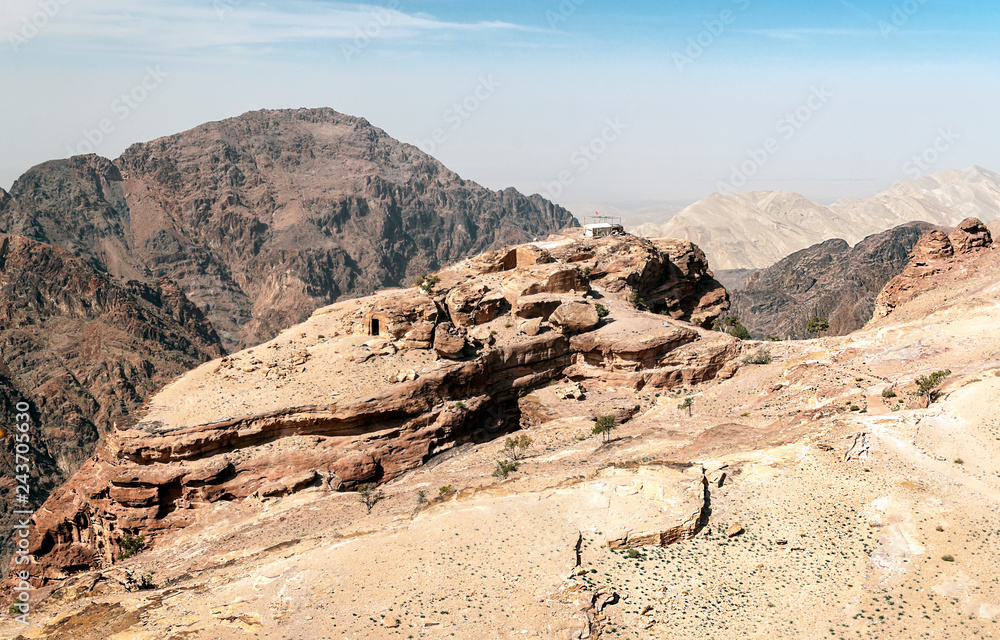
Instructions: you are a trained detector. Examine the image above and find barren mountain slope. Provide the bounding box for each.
[637,166,1000,269]
[0,108,576,350]
[0,234,223,575]
[5,229,1000,639]
[730,222,939,339]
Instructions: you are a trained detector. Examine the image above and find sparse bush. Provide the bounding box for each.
[849,405,861,412]
[358,483,386,514]
[626,548,643,559]
[592,415,618,443]
[493,459,520,480]
[942,555,955,562]
[439,485,453,495]
[678,397,694,417]
[9,604,20,615]
[117,534,147,560]
[503,434,533,461]
[744,348,772,365]
[882,387,897,399]
[417,490,427,505]
[916,370,951,404]
[954,458,964,465]
[766,335,782,342]
[137,572,158,590]
[454,401,466,411]
[595,303,610,318]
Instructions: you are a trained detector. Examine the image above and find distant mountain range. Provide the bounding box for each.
[634,166,1000,270]
[0,108,577,351]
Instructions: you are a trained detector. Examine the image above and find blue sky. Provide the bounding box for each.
[1,0,997,207]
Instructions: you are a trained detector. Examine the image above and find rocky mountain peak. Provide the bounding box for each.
[0,108,577,352]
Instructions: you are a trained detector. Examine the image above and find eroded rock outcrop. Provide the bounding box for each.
[12,233,738,586]
[874,219,994,319]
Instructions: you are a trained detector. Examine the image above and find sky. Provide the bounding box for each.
[0,0,998,209]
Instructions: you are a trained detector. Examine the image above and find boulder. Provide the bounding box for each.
[520,318,544,336]
[549,302,601,334]
[445,283,506,327]
[513,294,566,320]
[433,323,467,359]
[949,217,993,253]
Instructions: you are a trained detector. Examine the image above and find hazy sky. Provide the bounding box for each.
[1,0,997,208]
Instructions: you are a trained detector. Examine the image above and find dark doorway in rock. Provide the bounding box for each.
[370,318,381,336]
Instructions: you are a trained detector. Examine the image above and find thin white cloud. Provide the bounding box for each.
[0,0,539,53]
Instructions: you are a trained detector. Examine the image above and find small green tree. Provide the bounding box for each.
[595,304,610,318]
[117,534,147,560]
[414,274,441,294]
[493,460,520,480]
[592,415,618,443]
[714,315,751,340]
[628,289,646,310]
[678,397,695,417]
[358,483,386,514]
[806,316,830,338]
[503,434,533,461]
[915,370,951,404]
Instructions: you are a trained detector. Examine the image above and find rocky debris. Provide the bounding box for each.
[844,432,872,461]
[0,108,576,351]
[874,220,994,319]
[467,325,496,345]
[949,217,993,253]
[549,301,601,334]
[730,223,938,339]
[726,524,745,538]
[556,383,586,401]
[392,369,419,383]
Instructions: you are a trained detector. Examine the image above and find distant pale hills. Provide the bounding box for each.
[633,166,1000,270]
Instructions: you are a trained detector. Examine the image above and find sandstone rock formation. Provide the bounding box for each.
[0,234,223,573]
[949,217,993,253]
[874,219,994,319]
[13,232,738,585]
[0,108,577,351]
[730,222,938,339]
